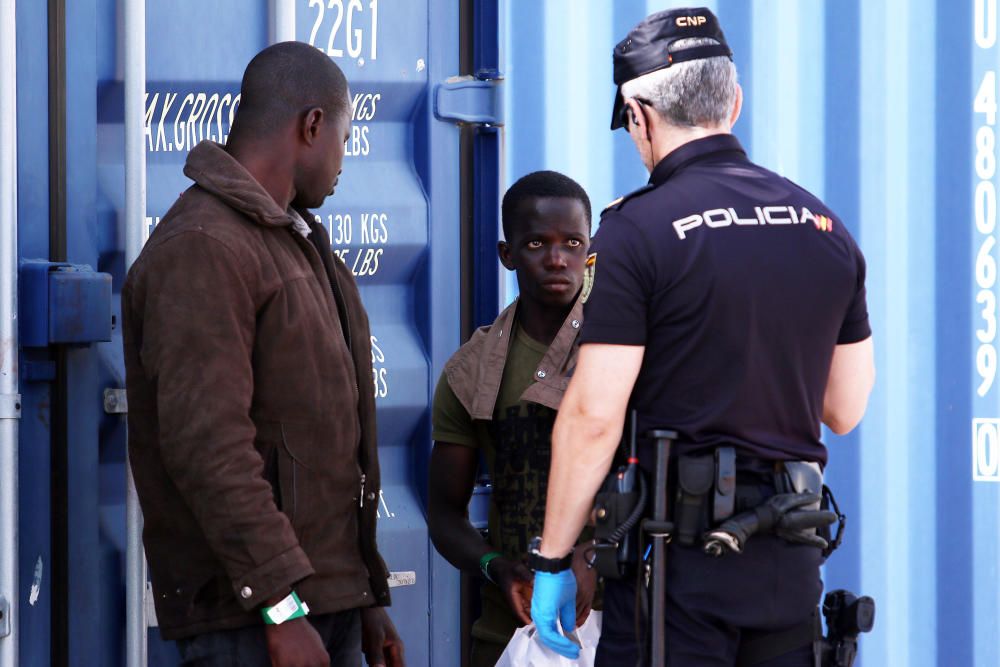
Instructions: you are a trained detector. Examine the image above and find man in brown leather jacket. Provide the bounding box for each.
[122,42,403,667]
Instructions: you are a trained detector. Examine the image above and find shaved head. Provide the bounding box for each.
[231,41,350,139]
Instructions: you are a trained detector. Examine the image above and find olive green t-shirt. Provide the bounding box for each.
[432,323,556,645]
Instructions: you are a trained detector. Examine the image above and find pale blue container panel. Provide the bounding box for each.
[504,1,996,665]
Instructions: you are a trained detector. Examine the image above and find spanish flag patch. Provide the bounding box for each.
[581,253,597,304]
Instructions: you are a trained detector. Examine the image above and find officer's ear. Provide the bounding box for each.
[729,84,743,129]
[497,240,515,271]
[626,98,651,142]
[625,99,642,130]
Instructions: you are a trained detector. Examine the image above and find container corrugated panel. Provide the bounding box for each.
[505,1,998,665]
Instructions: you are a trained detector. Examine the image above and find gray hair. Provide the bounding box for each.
[620,37,737,128]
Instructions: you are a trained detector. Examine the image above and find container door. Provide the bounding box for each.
[14,0,501,665]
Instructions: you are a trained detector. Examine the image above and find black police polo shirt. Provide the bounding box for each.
[582,134,870,466]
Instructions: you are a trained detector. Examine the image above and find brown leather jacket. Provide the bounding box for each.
[122,141,390,640]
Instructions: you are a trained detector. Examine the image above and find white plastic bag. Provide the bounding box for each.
[495,611,602,667]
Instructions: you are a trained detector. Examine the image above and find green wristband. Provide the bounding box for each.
[479,551,503,584]
[261,590,310,625]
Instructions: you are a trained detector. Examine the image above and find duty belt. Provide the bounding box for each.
[672,448,844,558]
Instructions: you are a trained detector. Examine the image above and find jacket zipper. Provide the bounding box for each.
[294,227,375,574]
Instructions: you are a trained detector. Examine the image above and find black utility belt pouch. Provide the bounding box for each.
[593,485,636,577]
[593,487,638,541]
[674,447,736,546]
[674,453,716,546]
[673,447,737,546]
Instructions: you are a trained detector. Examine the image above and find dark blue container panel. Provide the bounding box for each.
[504,1,999,665]
[12,0,462,665]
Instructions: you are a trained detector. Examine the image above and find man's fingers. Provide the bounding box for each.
[509,581,533,624]
[364,643,386,667]
[518,607,532,625]
[513,562,534,581]
[385,642,405,667]
[575,591,592,625]
[511,598,532,625]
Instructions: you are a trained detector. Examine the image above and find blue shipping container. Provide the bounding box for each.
[4,0,1000,665]
[7,0,504,665]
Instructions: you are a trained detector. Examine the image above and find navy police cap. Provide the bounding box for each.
[611,7,733,130]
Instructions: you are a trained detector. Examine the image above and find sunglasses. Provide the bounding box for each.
[618,97,652,130]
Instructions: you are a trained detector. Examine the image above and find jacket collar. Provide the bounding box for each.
[649,133,747,186]
[446,294,584,420]
[183,141,295,230]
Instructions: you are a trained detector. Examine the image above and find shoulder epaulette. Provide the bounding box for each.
[601,183,655,215]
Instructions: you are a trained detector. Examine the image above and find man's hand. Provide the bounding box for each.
[361,607,405,667]
[264,617,330,667]
[530,570,579,659]
[571,545,597,627]
[491,557,534,625]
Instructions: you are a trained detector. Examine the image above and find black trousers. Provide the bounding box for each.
[595,536,822,667]
[175,608,362,667]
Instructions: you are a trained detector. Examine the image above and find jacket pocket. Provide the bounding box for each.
[276,440,297,522]
[254,420,286,516]
[278,419,362,536]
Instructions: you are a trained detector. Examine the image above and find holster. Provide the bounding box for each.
[674,454,715,546]
[781,460,823,540]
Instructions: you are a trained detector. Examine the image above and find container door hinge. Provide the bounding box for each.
[0,596,10,638]
[434,73,504,126]
[104,388,128,415]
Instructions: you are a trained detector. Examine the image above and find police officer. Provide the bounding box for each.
[527,7,875,666]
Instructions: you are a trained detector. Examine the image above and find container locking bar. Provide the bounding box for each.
[1,0,18,661]
[19,260,113,347]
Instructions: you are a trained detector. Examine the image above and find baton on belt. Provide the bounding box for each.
[641,430,676,666]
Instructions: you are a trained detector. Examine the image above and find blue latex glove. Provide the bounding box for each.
[530,570,580,659]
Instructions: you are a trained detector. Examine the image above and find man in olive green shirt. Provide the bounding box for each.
[428,171,597,667]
